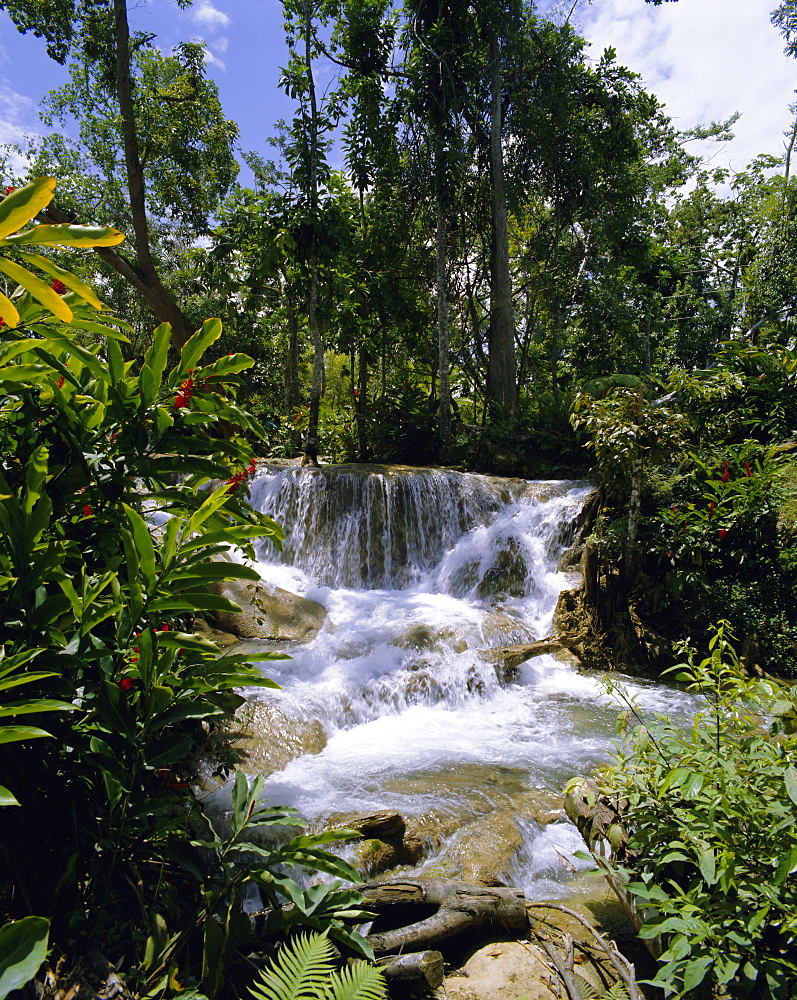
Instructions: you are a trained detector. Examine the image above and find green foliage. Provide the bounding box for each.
[0,917,50,1000]
[0,178,372,997]
[598,624,797,999]
[571,386,686,494]
[249,932,387,1000]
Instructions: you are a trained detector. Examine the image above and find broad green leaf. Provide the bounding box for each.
[143,324,171,391]
[697,845,716,885]
[0,785,20,807]
[14,252,103,309]
[180,317,222,371]
[0,257,71,322]
[0,916,50,999]
[0,726,52,744]
[146,732,193,768]
[682,956,713,994]
[2,223,124,248]
[197,354,254,380]
[123,505,157,591]
[0,177,56,240]
[784,765,797,806]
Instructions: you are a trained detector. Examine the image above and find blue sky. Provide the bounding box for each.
[0,0,795,185]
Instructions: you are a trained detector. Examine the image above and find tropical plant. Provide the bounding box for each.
[0,177,372,997]
[249,931,387,1000]
[595,624,797,999]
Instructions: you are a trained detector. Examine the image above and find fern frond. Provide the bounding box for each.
[249,932,336,1000]
[329,961,387,1000]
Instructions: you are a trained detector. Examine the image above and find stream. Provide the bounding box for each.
[230,464,693,898]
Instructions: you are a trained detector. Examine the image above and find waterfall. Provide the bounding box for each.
[237,464,693,898]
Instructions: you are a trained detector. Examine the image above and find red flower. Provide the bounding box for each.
[174,374,197,409]
[4,186,14,195]
[82,503,93,517]
[57,375,65,389]
[119,678,136,691]
[0,317,5,328]
[719,529,727,540]
[708,501,715,517]
[722,461,729,484]
[51,279,68,295]
[744,462,752,478]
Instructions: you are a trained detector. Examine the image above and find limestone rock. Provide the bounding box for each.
[238,701,327,775]
[443,941,558,1000]
[208,578,327,641]
[192,617,239,648]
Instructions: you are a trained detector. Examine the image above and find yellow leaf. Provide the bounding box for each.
[0,290,20,328]
[0,257,72,323]
[0,178,56,240]
[16,251,103,310]
[2,224,125,248]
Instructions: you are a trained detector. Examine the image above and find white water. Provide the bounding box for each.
[237,465,693,898]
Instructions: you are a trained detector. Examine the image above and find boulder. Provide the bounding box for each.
[238,701,327,775]
[208,578,327,641]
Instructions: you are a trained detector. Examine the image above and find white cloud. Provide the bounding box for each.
[575,0,797,173]
[202,45,227,71]
[0,80,41,173]
[192,0,231,33]
[210,37,228,55]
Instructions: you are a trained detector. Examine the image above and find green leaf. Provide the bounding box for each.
[0,726,52,744]
[180,318,222,372]
[0,290,20,328]
[0,785,20,807]
[0,257,71,322]
[123,505,157,591]
[784,766,797,806]
[682,956,713,994]
[697,845,716,885]
[0,177,56,240]
[0,916,50,1000]
[2,223,124,248]
[146,732,194,768]
[15,252,103,309]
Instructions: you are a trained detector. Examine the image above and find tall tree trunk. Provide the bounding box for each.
[112,0,194,349]
[283,276,301,449]
[302,0,323,466]
[436,138,451,459]
[357,342,369,462]
[486,29,516,420]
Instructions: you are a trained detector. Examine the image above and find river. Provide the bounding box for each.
[232,464,691,898]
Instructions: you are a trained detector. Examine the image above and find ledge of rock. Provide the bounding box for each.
[207,577,327,641]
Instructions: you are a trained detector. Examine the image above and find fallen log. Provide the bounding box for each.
[376,951,445,990]
[482,634,586,679]
[362,879,527,954]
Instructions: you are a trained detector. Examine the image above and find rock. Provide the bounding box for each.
[193,617,239,647]
[476,540,528,600]
[442,940,558,1000]
[238,701,327,775]
[208,578,327,641]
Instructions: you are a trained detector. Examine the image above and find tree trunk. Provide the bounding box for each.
[362,879,527,954]
[111,0,194,350]
[357,342,369,462]
[436,152,451,459]
[486,29,516,420]
[303,0,323,467]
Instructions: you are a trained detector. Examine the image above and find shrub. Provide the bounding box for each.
[597,624,797,998]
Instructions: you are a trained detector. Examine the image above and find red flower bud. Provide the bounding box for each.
[119,678,136,691]
[708,501,715,517]
[51,279,68,295]
[57,375,65,389]
[719,529,727,540]
[744,462,752,477]
[4,186,14,195]
[82,503,93,517]
[722,461,729,484]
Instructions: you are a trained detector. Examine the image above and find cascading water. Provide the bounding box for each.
[237,464,692,898]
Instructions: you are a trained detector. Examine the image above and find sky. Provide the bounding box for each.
[0,0,794,185]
